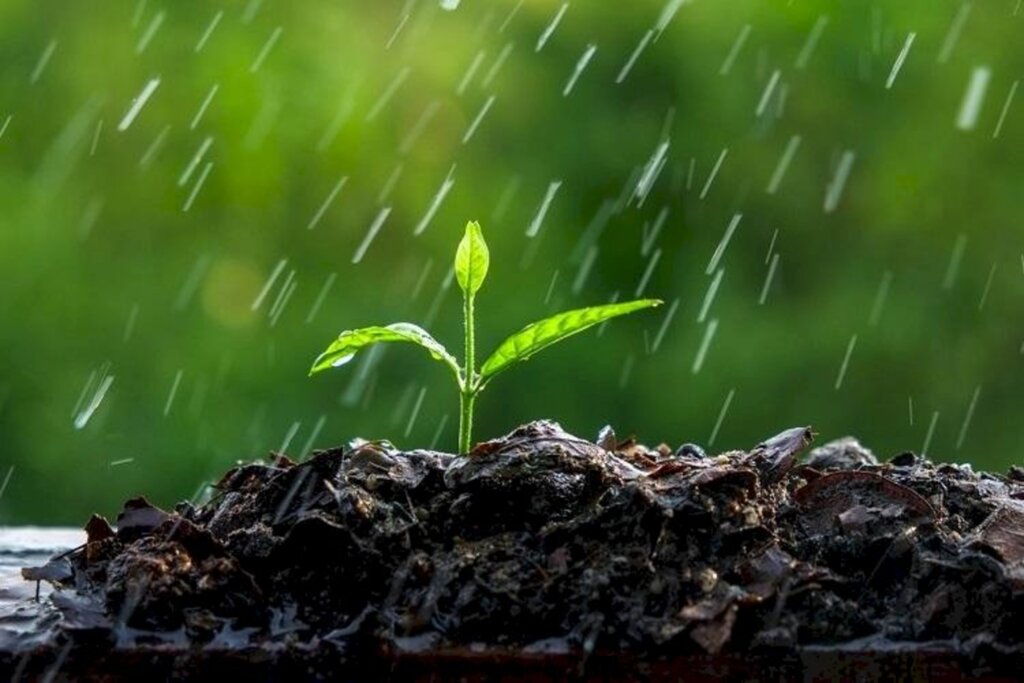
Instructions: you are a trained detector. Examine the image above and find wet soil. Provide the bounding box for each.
[7,421,1024,680]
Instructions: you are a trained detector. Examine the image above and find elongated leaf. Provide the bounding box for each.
[455,220,489,296]
[479,299,662,383]
[310,322,460,381]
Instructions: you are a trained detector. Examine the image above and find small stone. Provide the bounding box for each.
[806,437,878,470]
[675,443,707,459]
[695,567,718,593]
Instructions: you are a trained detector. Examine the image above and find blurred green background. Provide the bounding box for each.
[1,0,1022,524]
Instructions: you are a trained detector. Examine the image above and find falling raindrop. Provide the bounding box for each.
[195,10,223,52]
[123,304,140,342]
[956,66,991,131]
[456,50,487,95]
[366,67,410,122]
[616,30,653,84]
[404,386,427,437]
[572,246,599,295]
[755,70,781,117]
[758,254,779,305]
[482,42,515,88]
[269,276,298,327]
[834,334,857,390]
[136,11,165,54]
[536,4,569,52]
[641,207,669,256]
[544,269,560,304]
[299,415,327,459]
[697,269,724,323]
[29,39,57,84]
[317,83,360,153]
[634,140,670,206]
[414,167,455,236]
[563,44,597,96]
[89,120,103,156]
[992,81,1019,138]
[978,263,997,310]
[74,371,114,430]
[941,234,967,290]
[618,354,636,389]
[278,421,301,454]
[955,386,981,450]
[138,124,170,168]
[764,228,779,263]
[823,150,856,213]
[650,297,679,353]
[885,32,916,89]
[377,163,404,203]
[708,388,736,447]
[398,99,440,155]
[526,180,562,238]
[131,0,148,28]
[634,248,662,298]
[921,411,940,456]
[178,136,214,186]
[719,24,751,76]
[597,291,621,337]
[352,208,392,263]
[868,270,893,326]
[462,95,496,143]
[794,16,829,70]
[251,259,288,311]
[692,318,719,374]
[182,161,213,212]
[242,0,264,23]
[190,84,219,130]
[766,135,801,194]
[429,414,450,450]
[305,272,337,324]
[173,253,212,311]
[0,467,14,500]
[655,0,687,35]
[499,1,524,32]
[164,370,184,417]
[386,14,409,50]
[706,213,742,275]
[699,147,728,199]
[307,176,348,231]
[937,4,971,64]
[250,26,284,73]
[118,77,161,132]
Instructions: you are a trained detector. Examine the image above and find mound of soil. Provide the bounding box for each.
[10,421,1024,678]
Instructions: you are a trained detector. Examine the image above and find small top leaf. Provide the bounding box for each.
[309,322,460,382]
[479,299,662,384]
[455,220,489,296]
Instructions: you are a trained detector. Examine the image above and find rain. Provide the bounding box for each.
[0,1,1020,592]
[117,77,160,131]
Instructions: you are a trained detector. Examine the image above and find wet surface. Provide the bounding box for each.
[4,421,1024,679]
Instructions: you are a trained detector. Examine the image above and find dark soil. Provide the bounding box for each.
[10,421,1024,679]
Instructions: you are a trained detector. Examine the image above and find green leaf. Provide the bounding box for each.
[455,220,489,296]
[479,299,662,383]
[310,322,461,382]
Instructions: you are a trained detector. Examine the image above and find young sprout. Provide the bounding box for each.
[310,221,661,453]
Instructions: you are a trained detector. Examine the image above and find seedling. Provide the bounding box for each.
[310,221,661,453]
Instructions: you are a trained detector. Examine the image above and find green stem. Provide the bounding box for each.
[459,292,476,454]
[458,390,475,455]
